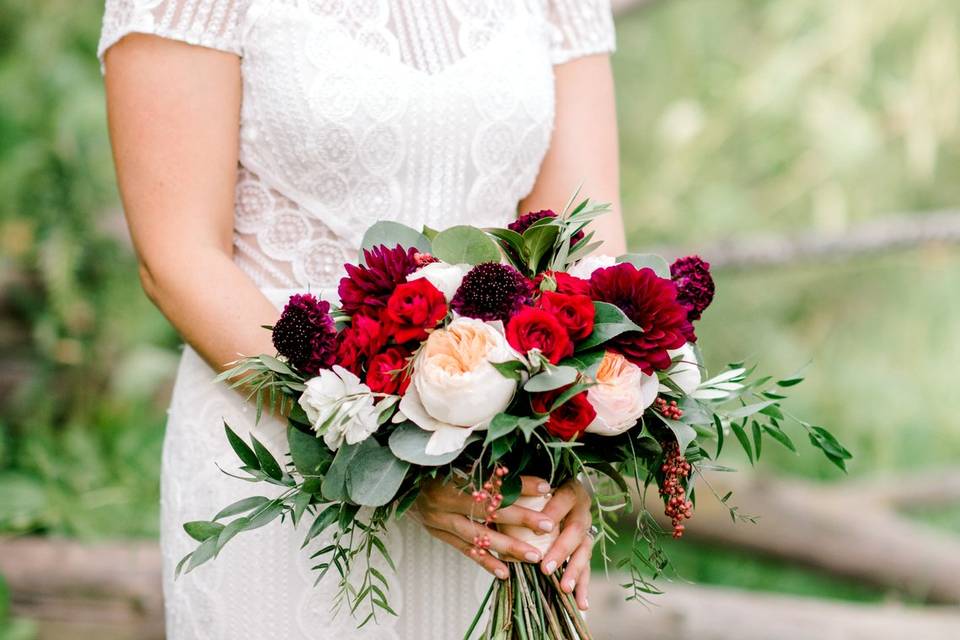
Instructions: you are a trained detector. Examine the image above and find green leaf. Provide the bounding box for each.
[522,223,560,271]
[302,504,340,548]
[484,413,520,444]
[361,221,432,261]
[713,414,725,458]
[523,366,578,392]
[729,421,754,465]
[183,520,224,542]
[617,253,671,278]
[587,461,629,495]
[516,415,548,442]
[661,416,697,454]
[346,445,410,507]
[213,495,271,521]
[762,424,797,453]
[751,420,763,461]
[777,376,805,387]
[421,225,440,241]
[288,425,332,476]
[388,421,478,465]
[245,501,283,530]
[322,438,378,501]
[224,422,260,470]
[251,436,283,481]
[491,359,526,380]
[431,225,501,265]
[560,350,605,377]
[576,302,643,351]
[499,474,522,508]
[726,400,778,420]
[185,536,219,573]
[291,490,312,525]
[259,354,296,376]
[216,516,250,552]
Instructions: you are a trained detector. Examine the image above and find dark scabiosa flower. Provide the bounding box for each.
[589,263,695,375]
[670,255,715,321]
[338,244,420,315]
[509,209,585,245]
[451,262,533,323]
[272,293,337,375]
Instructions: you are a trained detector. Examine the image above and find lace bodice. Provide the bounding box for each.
[99,0,615,290]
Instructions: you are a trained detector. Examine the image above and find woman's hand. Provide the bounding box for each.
[412,476,558,580]
[538,479,594,611]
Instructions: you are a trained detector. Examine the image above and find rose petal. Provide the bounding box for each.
[424,424,477,456]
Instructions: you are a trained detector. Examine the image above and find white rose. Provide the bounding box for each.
[585,351,658,436]
[299,365,381,451]
[661,343,701,395]
[568,254,617,280]
[397,317,518,455]
[407,261,469,301]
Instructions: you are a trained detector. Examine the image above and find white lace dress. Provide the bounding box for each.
[97,1,614,638]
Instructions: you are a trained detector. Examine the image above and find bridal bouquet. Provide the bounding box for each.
[178,196,850,638]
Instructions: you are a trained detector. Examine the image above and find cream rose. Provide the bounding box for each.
[407,261,468,301]
[585,351,658,436]
[398,317,518,455]
[661,342,701,395]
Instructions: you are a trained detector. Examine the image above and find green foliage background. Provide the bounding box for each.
[1,0,958,601]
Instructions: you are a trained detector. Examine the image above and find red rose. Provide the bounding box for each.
[530,387,596,440]
[532,271,592,296]
[366,347,412,395]
[506,307,573,364]
[537,291,595,342]
[335,312,386,375]
[385,279,448,343]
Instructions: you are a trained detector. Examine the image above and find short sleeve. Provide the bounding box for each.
[545,0,617,65]
[97,0,247,66]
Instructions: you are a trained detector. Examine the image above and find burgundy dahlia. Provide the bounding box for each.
[451,262,533,323]
[670,255,715,321]
[338,244,420,315]
[509,209,585,245]
[589,263,695,374]
[272,293,337,375]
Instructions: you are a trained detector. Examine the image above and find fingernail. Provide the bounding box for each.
[583,598,590,610]
[538,520,554,532]
[495,569,507,580]
[544,560,557,574]
[525,551,541,563]
[537,482,550,494]
[564,580,575,592]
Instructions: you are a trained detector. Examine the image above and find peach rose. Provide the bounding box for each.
[585,351,658,436]
[398,318,518,455]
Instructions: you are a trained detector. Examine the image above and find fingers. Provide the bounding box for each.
[574,564,591,611]
[423,525,509,580]
[492,504,555,534]
[519,475,552,497]
[538,480,581,527]
[447,516,545,564]
[541,483,591,576]
[559,536,593,611]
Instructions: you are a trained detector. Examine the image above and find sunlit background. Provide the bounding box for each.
[2,1,959,638]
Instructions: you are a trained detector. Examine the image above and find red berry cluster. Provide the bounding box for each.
[469,464,508,558]
[655,397,684,420]
[659,441,693,538]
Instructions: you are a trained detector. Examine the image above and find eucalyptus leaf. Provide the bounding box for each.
[431,225,501,265]
[288,425,332,476]
[213,495,270,521]
[183,520,223,542]
[523,366,578,392]
[617,253,671,278]
[322,438,379,501]
[360,221,432,262]
[388,421,476,465]
[346,445,410,507]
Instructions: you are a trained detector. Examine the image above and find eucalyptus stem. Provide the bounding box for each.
[549,574,593,640]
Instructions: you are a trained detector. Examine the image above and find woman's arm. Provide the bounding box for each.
[520,54,627,256]
[104,34,278,371]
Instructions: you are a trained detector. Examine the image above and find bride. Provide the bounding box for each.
[98,1,627,637]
